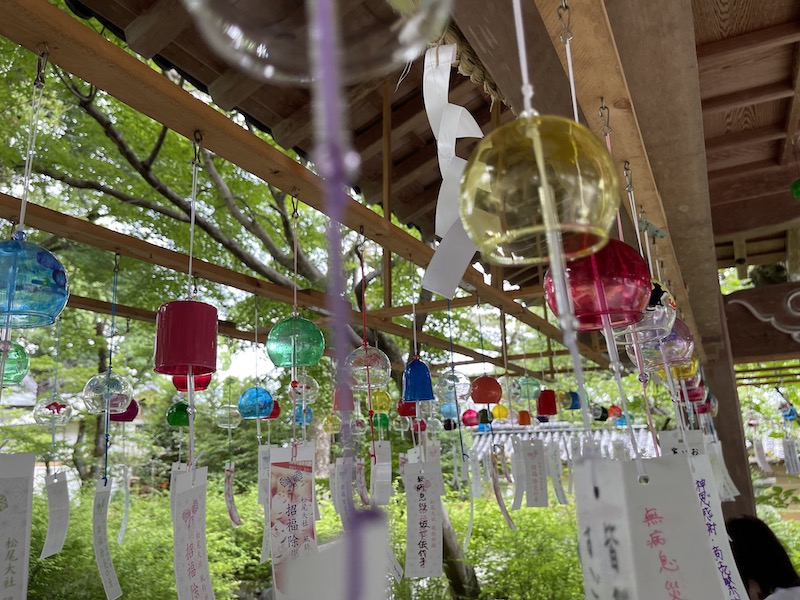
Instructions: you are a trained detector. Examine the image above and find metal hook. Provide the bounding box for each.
[623,161,633,192]
[599,98,612,136]
[34,44,50,89]
[113,251,120,272]
[557,3,572,43]
[192,131,204,165]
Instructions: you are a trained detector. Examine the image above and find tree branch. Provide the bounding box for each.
[142,125,169,171]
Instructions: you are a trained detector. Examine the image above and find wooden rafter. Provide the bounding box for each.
[704,124,786,154]
[0,0,608,367]
[124,0,190,59]
[696,22,800,70]
[702,81,795,114]
[780,45,800,165]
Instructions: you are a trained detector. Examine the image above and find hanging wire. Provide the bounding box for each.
[447,301,468,462]
[600,99,624,241]
[187,132,203,300]
[291,193,300,316]
[510,0,535,114]
[624,162,646,259]
[410,261,419,358]
[557,2,580,123]
[357,239,377,463]
[102,253,121,485]
[255,300,263,448]
[17,45,49,235]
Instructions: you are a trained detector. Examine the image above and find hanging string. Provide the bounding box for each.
[17,45,49,235]
[187,132,203,300]
[410,262,419,357]
[600,100,624,241]
[291,192,300,316]
[510,0,535,115]
[50,317,62,459]
[641,210,656,276]
[102,253,121,485]
[357,240,377,463]
[255,300,263,448]
[447,301,468,463]
[558,2,580,123]
[624,163,646,260]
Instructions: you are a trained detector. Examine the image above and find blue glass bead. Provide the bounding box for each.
[237,387,274,419]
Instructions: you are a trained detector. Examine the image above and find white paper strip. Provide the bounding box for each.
[753,438,773,473]
[170,462,187,520]
[41,471,70,558]
[490,458,516,530]
[172,467,213,600]
[403,463,443,578]
[270,444,317,600]
[93,478,122,600]
[117,466,130,545]
[335,457,355,526]
[0,453,35,600]
[659,430,705,457]
[523,440,548,508]
[355,458,370,507]
[370,441,393,506]
[470,454,482,499]
[435,158,467,237]
[707,439,740,500]
[224,462,242,527]
[422,203,478,299]
[546,443,567,506]
[257,445,272,506]
[510,437,526,511]
[426,442,446,497]
[784,439,800,475]
[689,455,748,598]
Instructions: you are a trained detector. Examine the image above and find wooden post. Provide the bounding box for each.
[382,80,393,310]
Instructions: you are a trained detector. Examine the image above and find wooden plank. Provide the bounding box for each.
[123,0,191,58]
[712,192,800,238]
[707,158,781,180]
[0,0,609,366]
[780,46,800,164]
[787,226,800,277]
[706,141,779,172]
[733,238,748,279]
[702,81,795,114]
[208,70,264,112]
[67,294,269,343]
[704,123,785,152]
[736,364,800,375]
[697,22,800,70]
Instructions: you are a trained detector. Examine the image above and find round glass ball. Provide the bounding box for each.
[294,404,313,426]
[215,404,242,429]
[392,416,411,432]
[518,376,542,402]
[182,0,452,85]
[0,233,69,328]
[266,316,325,368]
[237,387,274,419]
[32,395,72,427]
[323,414,342,434]
[491,404,509,420]
[290,372,319,404]
[82,371,134,414]
[459,114,619,266]
[0,340,29,385]
[470,375,502,404]
[434,370,471,402]
[497,375,521,403]
[372,389,392,413]
[461,409,479,426]
[372,412,390,430]
[346,345,392,390]
[166,401,190,427]
[614,281,677,346]
[441,402,459,420]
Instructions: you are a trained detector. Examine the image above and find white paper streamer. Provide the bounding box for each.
[425,442,447,496]
[403,463,443,578]
[546,443,567,506]
[355,458,370,507]
[524,440,548,508]
[224,462,242,527]
[0,453,35,600]
[370,441,393,506]
[707,439,741,500]
[470,454,482,499]
[257,445,272,506]
[510,437,526,511]
[170,462,187,521]
[41,471,70,558]
[93,478,122,600]
[117,465,130,545]
[784,439,800,475]
[490,458,516,530]
[753,438,773,473]
[172,467,213,600]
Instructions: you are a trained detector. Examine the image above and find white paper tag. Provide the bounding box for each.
[707,440,740,500]
[257,445,272,506]
[403,463,443,578]
[117,466,130,545]
[370,441,393,506]
[490,458,516,530]
[94,478,122,600]
[784,439,800,475]
[41,472,70,558]
[753,438,773,473]
[335,457,355,526]
[511,437,526,511]
[470,454,482,499]
[0,453,35,599]
[611,440,628,461]
[659,430,705,457]
[172,467,213,600]
[329,463,339,516]
[426,442,447,496]
[574,458,638,598]
[170,462,187,520]
[524,440,548,508]
[546,443,567,506]
[355,458,370,507]
[224,462,243,527]
[689,455,748,598]
[270,444,317,600]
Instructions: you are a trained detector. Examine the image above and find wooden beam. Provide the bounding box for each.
[737,379,800,387]
[67,294,269,343]
[736,364,800,375]
[701,81,795,114]
[0,0,608,367]
[733,238,748,280]
[697,23,800,70]
[704,124,786,153]
[707,159,781,179]
[123,0,191,58]
[780,46,800,164]
[788,226,800,277]
[208,70,264,112]
[712,193,800,239]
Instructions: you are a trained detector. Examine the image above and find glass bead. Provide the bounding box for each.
[440,402,458,420]
[266,316,325,368]
[461,409,479,426]
[498,375,521,403]
[0,234,69,328]
[372,389,392,413]
[614,280,677,346]
[237,387,274,419]
[323,414,342,434]
[491,404,509,420]
[459,114,619,266]
[372,412,390,430]
[182,0,452,85]
[392,416,411,432]
[471,375,502,404]
[82,371,134,414]
[173,373,212,392]
[518,376,542,402]
[215,404,242,429]
[294,404,313,425]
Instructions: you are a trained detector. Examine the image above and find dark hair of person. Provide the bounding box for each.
[728,515,800,596]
